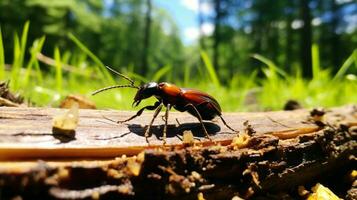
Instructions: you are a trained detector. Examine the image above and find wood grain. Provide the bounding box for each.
[0,105,356,160]
[0,105,356,199]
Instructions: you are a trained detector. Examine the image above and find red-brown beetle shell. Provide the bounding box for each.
[157,82,222,120]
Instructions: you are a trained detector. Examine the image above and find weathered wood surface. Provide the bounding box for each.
[1,105,355,159]
[0,105,356,199]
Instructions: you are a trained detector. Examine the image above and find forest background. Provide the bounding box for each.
[0,0,356,111]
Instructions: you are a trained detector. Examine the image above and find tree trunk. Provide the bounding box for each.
[285,1,294,71]
[330,0,341,70]
[213,0,222,70]
[198,0,206,50]
[300,0,313,77]
[141,0,152,75]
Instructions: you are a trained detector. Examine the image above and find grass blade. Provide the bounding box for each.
[152,65,172,81]
[200,51,220,87]
[312,44,320,79]
[54,47,62,92]
[354,49,357,68]
[126,71,149,83]
[0,27,4,80]
[23,36,46,87]
[333,49,357,81]
[68,33,114,84]
[183,65,191,86]
[11,33,21,89]
[252,54,288,78]
[10,21,30,90]
[33,61,43,85]
[19,21,30,70]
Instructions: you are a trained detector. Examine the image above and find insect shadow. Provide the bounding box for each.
[127,122,221,139]
[52,128,76,143]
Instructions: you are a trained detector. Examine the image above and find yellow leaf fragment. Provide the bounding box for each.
[350,170,357,180]
[137,151,145,163]
[307,183,340,200]
[231,133,250,149]
[197,192,205,200]
[127,159,141,176]
[231,196,244,200]
[91,191,100,200]
[183,130,194,145]
[58,167,69,179]
[52,102,79,132]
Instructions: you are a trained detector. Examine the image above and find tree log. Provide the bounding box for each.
[0,105,356,199]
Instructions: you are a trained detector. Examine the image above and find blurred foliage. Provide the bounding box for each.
[201,0,357,79]
[0,0,185,79]
[0,0,356,80]
[0,22,356,111]
[0,0,356,110]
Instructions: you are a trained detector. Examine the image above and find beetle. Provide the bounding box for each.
[93,66,237,144]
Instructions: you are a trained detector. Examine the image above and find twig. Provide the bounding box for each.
[36,53,98,78]
[0,97,20,107]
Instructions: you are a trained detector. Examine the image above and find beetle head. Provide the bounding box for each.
[133,82,159,107]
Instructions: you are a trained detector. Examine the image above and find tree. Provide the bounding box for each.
[299,0,313,77]
[198,0,207,50]
[213,0,222,70]
[285,0,295,71]
[141,0,152,75]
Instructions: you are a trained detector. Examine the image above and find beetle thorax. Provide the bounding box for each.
[156,82,182,105]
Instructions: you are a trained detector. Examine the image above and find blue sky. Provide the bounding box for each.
[154,0,214,45]
[103,0,214,45]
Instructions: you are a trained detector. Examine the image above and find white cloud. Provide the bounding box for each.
[181,0,213,14]
[336,0,353,4]
[184,23,215,43]
[184,27,200,42]
[345,14,357,33]
[244,26,252,34]
[181,0,198,11]
[312,17,322,26]
[201,22,214,35]
[291,20,304,29]
[200,2,213,14]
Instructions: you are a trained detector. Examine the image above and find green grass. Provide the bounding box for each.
[1,22,357,111]
[0,27,5,80]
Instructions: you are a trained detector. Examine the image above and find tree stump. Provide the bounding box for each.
[0,105,356,199]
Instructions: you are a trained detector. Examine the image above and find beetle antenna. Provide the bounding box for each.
[105,66,136,86]
[92,84,139,96]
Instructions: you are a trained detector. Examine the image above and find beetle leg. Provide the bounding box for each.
[209,105,238,133]
[117,101,161,123]
[144,104,163,144]
[162,104,171,145]
[175,118,181,126]
[218,115,238,133]
[185,103,211,141]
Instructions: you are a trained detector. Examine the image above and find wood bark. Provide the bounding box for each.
[0,105,356,199]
